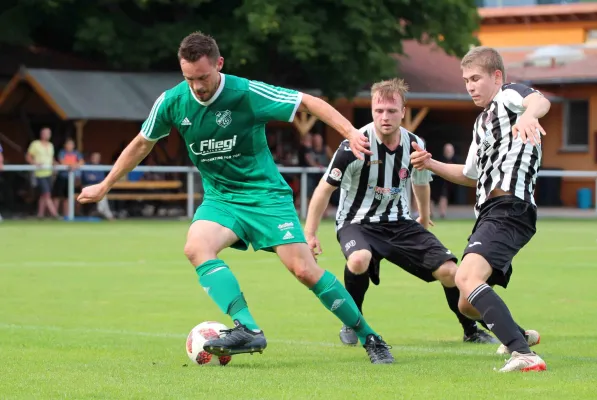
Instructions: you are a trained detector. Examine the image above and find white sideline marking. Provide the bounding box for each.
[0,323,594,361]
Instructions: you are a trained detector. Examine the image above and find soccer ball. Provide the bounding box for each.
[186,321,232,366]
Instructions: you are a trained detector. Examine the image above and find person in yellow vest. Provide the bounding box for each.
[26,127,59,218]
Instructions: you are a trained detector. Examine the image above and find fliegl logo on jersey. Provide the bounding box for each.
[189,136,240,161]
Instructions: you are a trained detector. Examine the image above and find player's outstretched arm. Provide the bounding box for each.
[410,142,476,188]
[298,94,372,160]
[304,180,337,256]
[77,134,155,204]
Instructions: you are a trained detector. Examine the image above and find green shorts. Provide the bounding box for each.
[192,198,306,252]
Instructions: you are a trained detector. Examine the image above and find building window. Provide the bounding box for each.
[563,100,590,151]
[587,29,597,43]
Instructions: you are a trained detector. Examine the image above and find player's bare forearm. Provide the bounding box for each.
[102,134,155,189]
[298,94,353,139]
[413,183,431,220]
[522,93,551,119]
[428,160,477,187]
[304,181,336,236]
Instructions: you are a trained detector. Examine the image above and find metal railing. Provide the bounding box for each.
[2,165,596,220]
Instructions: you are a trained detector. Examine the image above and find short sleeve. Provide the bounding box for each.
[248,80,303,124]
[322,141,357,187]
[502,83,541,114]
[410,135,432,185]
[140,92,171,141]
[463,139,479,180]
[27,141,36,155]
[58,150,66,160]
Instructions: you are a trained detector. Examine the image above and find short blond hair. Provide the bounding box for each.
[371,78,409,106]
[461,46,506,80]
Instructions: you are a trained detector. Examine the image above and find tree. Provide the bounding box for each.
[1,0,480,98]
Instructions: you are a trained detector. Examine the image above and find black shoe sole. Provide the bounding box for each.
[203,343,267,356]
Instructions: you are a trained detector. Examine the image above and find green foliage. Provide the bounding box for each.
[1,0,480,98]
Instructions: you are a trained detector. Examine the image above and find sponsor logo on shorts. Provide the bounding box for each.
[278,222,294,231]
[344,240,356,251]
[283,231,295,240]
[329,168,342,181]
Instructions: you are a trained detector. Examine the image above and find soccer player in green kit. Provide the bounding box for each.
[78,32,394,364]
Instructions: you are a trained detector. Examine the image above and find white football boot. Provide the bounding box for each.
[498,351,547,372]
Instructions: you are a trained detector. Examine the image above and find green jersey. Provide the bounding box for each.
[140,74,302,204]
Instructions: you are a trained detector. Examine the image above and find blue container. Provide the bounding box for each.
[577,188,593,209]
[127,171,144,182]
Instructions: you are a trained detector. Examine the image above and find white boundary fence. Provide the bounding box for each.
[2,165,597,220]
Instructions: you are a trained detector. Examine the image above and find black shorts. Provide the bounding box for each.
[463,195,537,288]
[52,176,68,198]
[36,177,52,195]
[337,220,458,285]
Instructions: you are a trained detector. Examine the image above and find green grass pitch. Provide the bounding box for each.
[0,219,596,399]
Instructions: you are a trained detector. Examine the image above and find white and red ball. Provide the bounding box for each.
[186,321,232,366]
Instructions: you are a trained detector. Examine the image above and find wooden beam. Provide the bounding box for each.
[402,106,429,132]
[23,73,69,120]
[74,120,87,152]
[0,70,24,108]
[410,107,429,132]
[292,111,318,136]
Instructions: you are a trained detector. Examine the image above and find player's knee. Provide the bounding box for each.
[287,258,320,286]
[347,250,371,275]
[458,297,481,320]
[433,261,457,287]
[183,240,212,266]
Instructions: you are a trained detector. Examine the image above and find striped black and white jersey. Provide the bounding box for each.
[323,123,432,231]
[463,83,543,217]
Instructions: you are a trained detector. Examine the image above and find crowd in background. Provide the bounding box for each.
[0,125,464,220]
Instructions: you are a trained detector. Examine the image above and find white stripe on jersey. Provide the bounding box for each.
[141,92,166,140]
[248,82,298,104]
[463,83,542,216]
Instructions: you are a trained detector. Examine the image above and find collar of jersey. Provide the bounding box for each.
[189,73,226,107]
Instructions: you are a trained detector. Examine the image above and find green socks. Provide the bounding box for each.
[196,259,260,331]
[311,270,376,345]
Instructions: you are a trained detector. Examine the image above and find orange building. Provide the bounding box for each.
[478,2,597,206]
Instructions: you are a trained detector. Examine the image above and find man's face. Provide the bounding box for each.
[40,128,51,141]
[180,55,224,102]
[371,93,405,136]
[462,64,502,108]
[64,140,75,152]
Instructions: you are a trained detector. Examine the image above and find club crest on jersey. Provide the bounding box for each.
[215,110,232,128]
[399,168,410,180]
[329,168,342,181]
